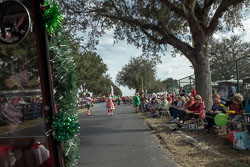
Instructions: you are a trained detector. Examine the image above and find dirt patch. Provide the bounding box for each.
[138,112,250,167]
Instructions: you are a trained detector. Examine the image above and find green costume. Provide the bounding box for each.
[134,96,140,106]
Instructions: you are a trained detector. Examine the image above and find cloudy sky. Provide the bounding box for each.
[94,16,250,96]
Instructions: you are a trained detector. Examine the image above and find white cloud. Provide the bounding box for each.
[214,15,250,42]
[96,36,194,96]
[93,16,250,96]
[156,55,193,80]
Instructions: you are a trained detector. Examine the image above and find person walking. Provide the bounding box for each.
[86,94,92,115]
[134,93,141,113]
[107,96,115,116]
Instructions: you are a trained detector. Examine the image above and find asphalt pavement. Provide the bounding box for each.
[78,102,177,167]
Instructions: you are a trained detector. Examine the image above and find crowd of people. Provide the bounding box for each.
[76,87,250,135]
[133,86,250,134]
[0,96,43,127]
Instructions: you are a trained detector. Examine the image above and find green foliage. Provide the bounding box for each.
[44,0,64,34]
[86,74,122,96]
[64,40,122,97]
[57,0,248,57]
[208,36,250,81]
[116,56,157,92]
[72,51,108,94]
[161,78,179,92]
[112,83,122,96]
[0,33,38,90]
[57,0,248,108]
[62,135,80,167]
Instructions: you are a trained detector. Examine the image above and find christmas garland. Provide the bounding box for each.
[49,31,80,167]
[52,112,79,141]
[44,0,63,34]
[45,0,80,166]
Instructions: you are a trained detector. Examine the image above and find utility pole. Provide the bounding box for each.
[236,60,240,93]
[141,76,144,91]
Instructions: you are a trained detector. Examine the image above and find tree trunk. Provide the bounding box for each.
[192,47,213,110]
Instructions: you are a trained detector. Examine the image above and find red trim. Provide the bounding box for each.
[31,0,64,166]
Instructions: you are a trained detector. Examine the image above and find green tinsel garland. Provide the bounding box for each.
[52,112,79,141]
[44,0,63,34]
[44,0,80,165]
[49,31,80,167]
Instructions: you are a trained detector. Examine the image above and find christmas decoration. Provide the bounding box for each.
[44,0,63,34]
[49,31,80,167]
[52,113,79,141]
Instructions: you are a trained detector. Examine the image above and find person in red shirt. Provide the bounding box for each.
[191,86,196,97]
[178,95,205,125]
[222,93,244,130]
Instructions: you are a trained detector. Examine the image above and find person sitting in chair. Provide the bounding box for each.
[177,95,205,127]
[222,93,244,131]
[205,94,225,132]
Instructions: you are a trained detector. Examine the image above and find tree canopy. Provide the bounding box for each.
[0,33,39,90]
[72,51,107,94]
[116,56,157,92]
[208,35,250,82]
[57,0,249,108]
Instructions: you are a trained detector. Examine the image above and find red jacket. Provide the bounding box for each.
[188,102,205,118]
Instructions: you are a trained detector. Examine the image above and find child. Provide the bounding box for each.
[86,94,92,115]
[107,97,115,115]
[222,93,244,130]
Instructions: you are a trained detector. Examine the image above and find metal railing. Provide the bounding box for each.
[172,56,250,99]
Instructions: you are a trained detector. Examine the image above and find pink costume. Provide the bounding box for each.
[107,98,115,115]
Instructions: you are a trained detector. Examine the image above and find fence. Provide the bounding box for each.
[174,56,250,99]
[177,75,195,95]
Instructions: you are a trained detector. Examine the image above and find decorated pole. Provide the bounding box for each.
[31,0,64,166]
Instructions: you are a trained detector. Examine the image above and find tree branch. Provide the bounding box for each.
[204,0,215,9]
[207,0,244,37]
[158,0,187,19]
[98,11,193,59]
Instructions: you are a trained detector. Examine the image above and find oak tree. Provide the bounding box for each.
[58,0,248,108]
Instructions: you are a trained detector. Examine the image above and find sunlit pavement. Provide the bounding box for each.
[78,103,177,167]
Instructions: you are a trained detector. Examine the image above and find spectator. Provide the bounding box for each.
[167,95,172,105]
[227,88,234,100]
[222,93,244,130]
[179,86,186,96]
[205,94,225,132]
[177,95,205,127]
[134,93,141,113]
[151,98,161,117]
[191,86,196,97]
[140,92,146,112]
[185,95,195,108]
[177,96,186,108]
[161,96,170,111]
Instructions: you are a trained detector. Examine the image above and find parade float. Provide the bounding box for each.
[0,0,80,166]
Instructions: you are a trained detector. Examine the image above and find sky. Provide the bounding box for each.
[94,15,250,96]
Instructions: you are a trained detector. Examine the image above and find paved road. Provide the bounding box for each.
[78,102,177,167]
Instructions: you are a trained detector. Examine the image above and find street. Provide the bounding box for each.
[78,102,177,167]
